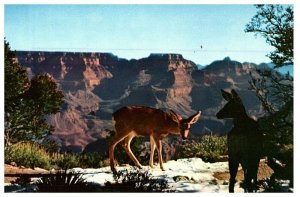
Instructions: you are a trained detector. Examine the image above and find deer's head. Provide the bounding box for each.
[216,89,246,119]
[170,110,201,139]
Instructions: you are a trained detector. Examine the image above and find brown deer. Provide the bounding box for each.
[109,106,201,174]
[216,89,263,192]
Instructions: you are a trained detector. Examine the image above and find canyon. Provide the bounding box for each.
[15,52,263,153]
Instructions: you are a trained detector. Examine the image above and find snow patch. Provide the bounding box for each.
[70,158,245,192]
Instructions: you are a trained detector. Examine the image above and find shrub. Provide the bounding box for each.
[5,142,111,170]
[78,152,109,168]
[41,137,60,154]
[178,135,227,162]
[113,137,149,166]
[53,153,80,170]
[5,142,51,169]
[100,169,174,192]
[276,144,293,165]
[52,152,110,170]
[106,129,149,166]
[36,171,96,192]
[259,178,292,192]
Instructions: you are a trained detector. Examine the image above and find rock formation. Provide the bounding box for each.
[15,52,263,152]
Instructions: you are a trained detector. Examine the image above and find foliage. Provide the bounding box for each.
[246,4,294,154]
[12,175,32,186]
[4,41,29,104]
[36,171,96,192]
[246,5,293,184]
[100,169,174,192]
[249,69,293,154]
[5,141,111,170]
[276,144,293,164]
[51,152,110,170]
[41,137,60,153]
[249,70,292,114]
[35,169,174,192]
[107,130,149,166]
[78,152,109,169]
[25,74,64,115]
[115,137,149,166]
[52,153,80,170]
[245,5,293,67]
[259,178,292,192]
[4,40,64,145]
[5,142,51,169]
[5,40,30,145]
[178,135,227,162]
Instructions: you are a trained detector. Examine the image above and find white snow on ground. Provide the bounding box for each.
[71,158,245,193]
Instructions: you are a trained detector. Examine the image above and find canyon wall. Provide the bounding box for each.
[15,52,262,152]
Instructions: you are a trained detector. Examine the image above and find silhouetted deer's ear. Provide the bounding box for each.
[221,89,232,101]
[231,89,241,100]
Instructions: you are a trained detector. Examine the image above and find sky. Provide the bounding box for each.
[4,4,277,66]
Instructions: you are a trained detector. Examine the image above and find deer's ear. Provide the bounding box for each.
[231,89,241,101]
[221,89,232,101]
[187,111,201,124]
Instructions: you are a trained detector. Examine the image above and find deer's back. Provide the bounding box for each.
[112,106,177,136]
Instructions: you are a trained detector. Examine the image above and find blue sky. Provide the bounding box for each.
[5,4,275,65]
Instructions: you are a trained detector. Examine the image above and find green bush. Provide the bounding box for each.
[5,141,112,170]
[5,140,115,170]
[113,137,148,166]
[276,144,293,164]
[41,137,60,154]
[53,153,80,170]
[178,135,227,162]
[78,152,109,168]
[5,142,51,169]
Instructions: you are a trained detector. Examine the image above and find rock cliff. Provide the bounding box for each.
[15,52,263,152]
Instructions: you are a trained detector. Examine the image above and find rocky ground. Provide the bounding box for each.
[4,159,273,184]
[4,158,275,193]
[4,164,52,184]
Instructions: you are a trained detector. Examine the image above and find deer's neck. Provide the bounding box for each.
[171,125,181,135]
[233,113,249,127]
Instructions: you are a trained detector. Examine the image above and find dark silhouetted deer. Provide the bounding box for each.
[216,89,263,192]
[109,106,201,174]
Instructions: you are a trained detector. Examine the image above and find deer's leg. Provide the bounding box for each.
[109,131,130,174]
[243,166,252,193]
[245,160,259,193]
[228,157,239,193]
[240,158,258,193]
[252,162,259,192]
[122,133,142,169]
[153,136,165,171]
[149,136,156,168]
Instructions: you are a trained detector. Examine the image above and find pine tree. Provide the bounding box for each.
[245,5,293,184]
[4,40,64,145]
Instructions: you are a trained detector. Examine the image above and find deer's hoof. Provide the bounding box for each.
[110,165,117,174]
[112,169,117,174]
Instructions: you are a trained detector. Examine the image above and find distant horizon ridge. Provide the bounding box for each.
[15,50,272,67]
